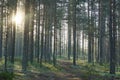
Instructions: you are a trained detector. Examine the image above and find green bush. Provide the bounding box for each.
[0,72,15,80]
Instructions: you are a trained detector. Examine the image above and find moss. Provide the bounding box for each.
[0,72,15,80]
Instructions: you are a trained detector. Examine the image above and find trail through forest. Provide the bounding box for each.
[15,61,83,80]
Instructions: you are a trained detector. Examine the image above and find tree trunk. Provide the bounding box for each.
[72,0,76,66]
[22,0,30,71]
[53,0,57,66]
[109,0,116,75]
[29,0,35,64]
[68,0,72,60]
[0,0,4,58]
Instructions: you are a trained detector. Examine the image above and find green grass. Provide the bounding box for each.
[0,72,15,80]
[0,58,120,80]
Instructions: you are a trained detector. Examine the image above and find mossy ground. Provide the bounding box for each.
[0,59,120,80]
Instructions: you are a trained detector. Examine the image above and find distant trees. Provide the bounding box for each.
[29,0,35,64]
[98,0,109,64]
[3,0,18,71]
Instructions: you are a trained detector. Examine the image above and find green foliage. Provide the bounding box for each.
[42,63,59,72]
[28,61,62,73]
[102,63,109,72]
[0,72,15,80]
[103,73,120,80]
[85,63,97,75]
[82,63,102,80]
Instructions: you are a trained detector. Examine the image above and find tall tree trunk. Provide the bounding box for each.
[68,0,72,60]
[4,5,9,71]
[22,0,30,71]
[98,0,106,65]
[40,2,45,66]
[88,0,92,63]
[0,0,4,58]
[109,0,116,75]
[29,0,35,64]
[36,0,40,63]
[11,0,17,65]
[72,0,76,66]
[53,0,57,66]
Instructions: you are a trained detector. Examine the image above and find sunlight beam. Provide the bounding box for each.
[12,11,24,25]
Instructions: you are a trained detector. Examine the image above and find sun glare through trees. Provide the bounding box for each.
[0,0,120,80]
[12,11,24,25]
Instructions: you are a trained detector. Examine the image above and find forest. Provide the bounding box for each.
[0,0,120,80]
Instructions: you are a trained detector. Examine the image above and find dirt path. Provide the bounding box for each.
[15,61,83,80]
[16,61,120,80]
[61,60,84,80]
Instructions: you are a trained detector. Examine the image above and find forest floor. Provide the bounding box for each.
[13,60,120,80]
[14,60,83,80]
[0,59,120,80]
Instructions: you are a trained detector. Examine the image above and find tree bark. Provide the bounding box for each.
[72,0,76,66]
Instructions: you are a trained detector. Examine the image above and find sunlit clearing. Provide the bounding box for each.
[12,11,24,25]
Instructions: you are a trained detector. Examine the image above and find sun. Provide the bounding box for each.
[15,13,23,25]
[12,11,24,25]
